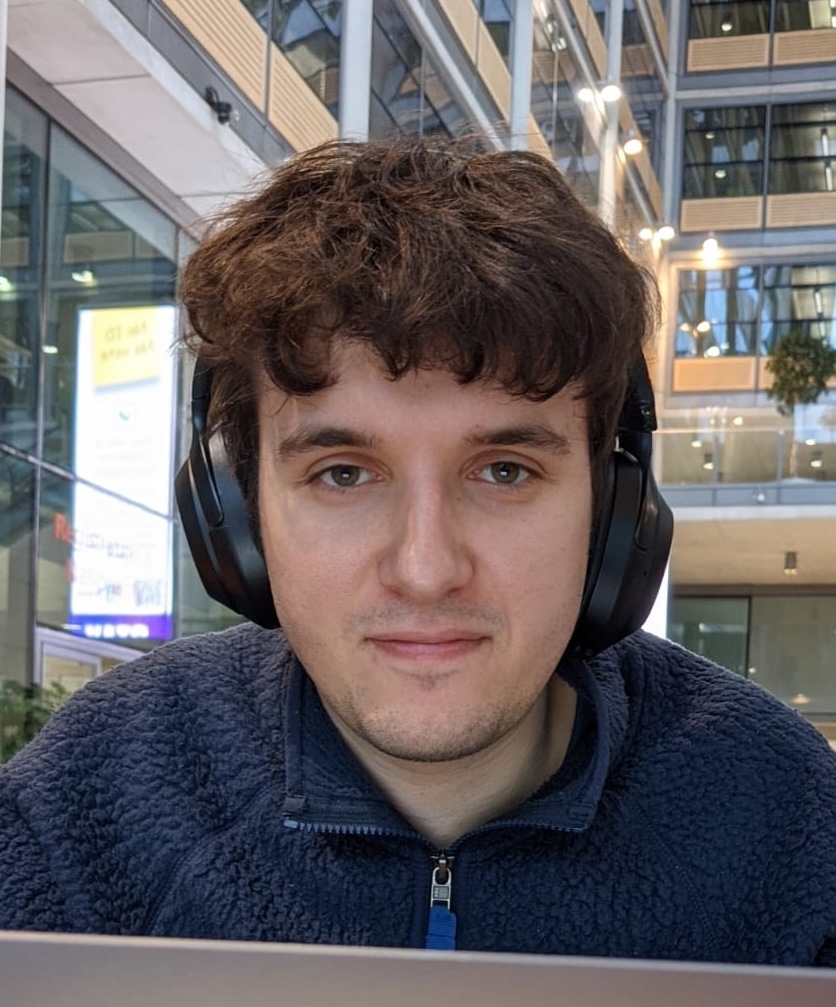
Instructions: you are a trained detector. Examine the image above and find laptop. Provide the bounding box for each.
[2,929,835,1007]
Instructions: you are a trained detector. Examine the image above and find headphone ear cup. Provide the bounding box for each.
[175,427,278,629]
[571,450,672,656]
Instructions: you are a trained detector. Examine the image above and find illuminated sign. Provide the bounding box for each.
[69,305,176,640]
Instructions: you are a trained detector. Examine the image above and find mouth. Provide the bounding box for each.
[366,631,489,662]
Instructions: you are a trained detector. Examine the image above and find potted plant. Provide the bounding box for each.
[766,330,836,478]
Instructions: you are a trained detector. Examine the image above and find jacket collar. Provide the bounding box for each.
[281,645,633,839]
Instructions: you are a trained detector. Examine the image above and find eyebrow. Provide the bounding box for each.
[465,425,573,456]
[275,424,572,462]
[276,426,381,462]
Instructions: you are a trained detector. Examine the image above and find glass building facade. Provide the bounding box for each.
[0,87,193,703]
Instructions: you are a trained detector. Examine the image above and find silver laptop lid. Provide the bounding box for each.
[2,930,835,1007]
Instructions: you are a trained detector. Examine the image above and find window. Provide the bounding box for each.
[370,0,465,139]
[530,32,599,210]
[676,266,761,357]
[271,0,342,117]
[670,595,836,717]
[683,106,766,199]
[761,263,836,352]
[43,129,177,473]
[684,101,836,201]
[676,260,836,359]
[774,0,836,32]
[473,0,513,63]
[668,597,749,676]
[769,102,836,196]
[1,89,47,456]
[688,0,770,39]
[749,596,836,714]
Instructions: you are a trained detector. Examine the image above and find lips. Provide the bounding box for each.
[368,630,487,644]
[366,631,488,662]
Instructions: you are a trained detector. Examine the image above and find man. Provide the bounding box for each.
[1,138,835,964]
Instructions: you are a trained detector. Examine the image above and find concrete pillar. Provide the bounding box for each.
[597,0,624,227]
[509,0,534,150]
[339,0,373,140]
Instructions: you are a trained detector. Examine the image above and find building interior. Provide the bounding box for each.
[0,0,834,757]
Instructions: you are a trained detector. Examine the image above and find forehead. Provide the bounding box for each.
[258,344,588,439]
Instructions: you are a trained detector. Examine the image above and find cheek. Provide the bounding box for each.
[261,511,368,618]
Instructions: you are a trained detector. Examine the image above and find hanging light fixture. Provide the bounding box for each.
[783,551,798,575]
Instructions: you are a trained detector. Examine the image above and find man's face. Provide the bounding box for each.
[257,344,593,763]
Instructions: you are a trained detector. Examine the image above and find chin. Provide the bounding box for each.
[356,711,506,764]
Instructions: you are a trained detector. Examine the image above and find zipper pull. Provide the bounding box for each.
[425,852,457,951]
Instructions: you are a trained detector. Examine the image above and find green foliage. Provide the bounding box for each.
[766,330,836,417]
[0,680,69,764]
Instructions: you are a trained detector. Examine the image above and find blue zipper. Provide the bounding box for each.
[425,851,456,951]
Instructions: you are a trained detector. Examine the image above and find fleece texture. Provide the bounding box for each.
[1,624,836,964]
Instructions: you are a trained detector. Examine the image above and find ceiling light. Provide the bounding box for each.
[638,226,654,241]
[657,224,675,241]
[600,83,623,103]
[784,551,797,575]
[42,344,59,355]
[705,131,716,140]
[702,452,714,470]
[0,275,12,291]
[701,233,720,264]
[691,434,703,448]
[790,692,811,705]
[704,345,722,357]
[805,437,817,446]
[577,86,595,103]
[720,16,733,32]
[71,267,95,284]
[714,168,727,180]
[696,319,712,333]
[810,450,823,469]
[732,415,744,426]
[623,136,643,156]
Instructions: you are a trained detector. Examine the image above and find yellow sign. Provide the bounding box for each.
[91,306,161,388]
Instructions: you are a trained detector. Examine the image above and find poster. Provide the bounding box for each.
[67,305,176,641]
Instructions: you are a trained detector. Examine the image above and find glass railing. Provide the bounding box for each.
[656,426,836,505]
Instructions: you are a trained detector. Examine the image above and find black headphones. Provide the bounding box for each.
[175,355,673,657]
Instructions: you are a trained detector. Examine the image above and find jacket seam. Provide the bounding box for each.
[141,780,276,933]
[632,799,724,958]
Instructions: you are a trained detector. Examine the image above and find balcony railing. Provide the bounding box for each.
[656,426,836,506]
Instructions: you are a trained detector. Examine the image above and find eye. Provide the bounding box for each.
[476,461,533,486]
[317,465,373,489]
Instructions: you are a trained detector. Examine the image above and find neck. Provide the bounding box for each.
[327,676,577,849]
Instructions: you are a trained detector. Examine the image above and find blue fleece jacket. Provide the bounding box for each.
[1,625,835,965]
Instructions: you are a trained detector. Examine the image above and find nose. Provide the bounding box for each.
[378,482,474,603]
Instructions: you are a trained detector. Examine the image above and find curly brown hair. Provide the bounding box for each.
[180,136,659,511]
